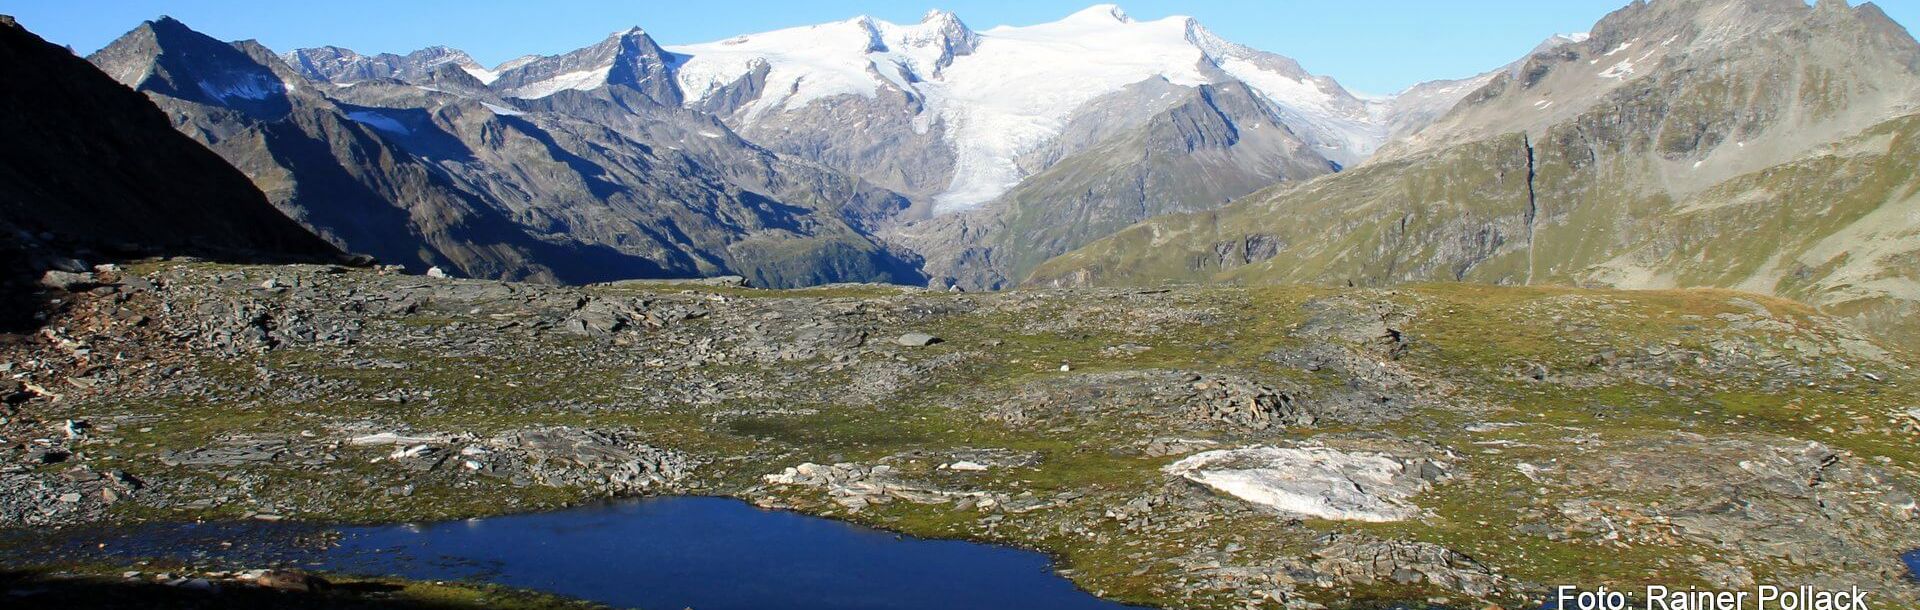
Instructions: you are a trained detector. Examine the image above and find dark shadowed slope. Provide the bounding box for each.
[0,15,339,330]
[0,15,338,261]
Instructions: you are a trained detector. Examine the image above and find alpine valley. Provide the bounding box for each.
[2,2,1920,610]
[77,4,1482,291]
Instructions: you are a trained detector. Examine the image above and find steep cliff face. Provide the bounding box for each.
[1030,0,1920,348]
[91,18,922,288]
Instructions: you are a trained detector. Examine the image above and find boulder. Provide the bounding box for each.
[896,332,942,347]
[254,569,329,592]
[39,270,97,291]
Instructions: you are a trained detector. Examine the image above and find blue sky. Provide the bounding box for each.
[12,0,1918,94]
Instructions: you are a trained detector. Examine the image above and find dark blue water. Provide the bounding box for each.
[1904,549,1920,582]
[1,496,1148,610]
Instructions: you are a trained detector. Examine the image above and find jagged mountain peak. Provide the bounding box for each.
[920,9,961,24]
[282,43,486,84]
[89,15,295,118]
[608,25,669,54]
[147,15,188,30]
[579,25,669,57]
[598,26,669,54]
[132,14,212,46]
[491,24,678,103]
[1380,0,1920,166]
[888,10,978,69]
[67,12,923,289]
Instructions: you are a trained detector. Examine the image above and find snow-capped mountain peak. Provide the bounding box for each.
[892,9,979,72]
[267,4,1384,212]
[494,26,679,103]
[664,4,1384,211]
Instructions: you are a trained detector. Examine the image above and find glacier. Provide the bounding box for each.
[666,4,1390,212]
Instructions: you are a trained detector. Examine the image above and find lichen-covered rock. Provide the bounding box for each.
[479,427,694,492]
[1305,534,1502,597]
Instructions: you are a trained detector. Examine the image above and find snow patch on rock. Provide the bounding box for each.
[505,66,613,99]
[344,110,410,135]
[480,102,524,116]
[196,73,284,102]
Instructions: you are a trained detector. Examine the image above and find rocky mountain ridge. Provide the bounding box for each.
[80,4,1636,296]
[89,17,923,288]
[1029,0,1920,350]
[261,5,1487,291]
[300,5,1391,211]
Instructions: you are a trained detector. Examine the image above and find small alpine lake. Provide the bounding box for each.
[2,496,1151,610]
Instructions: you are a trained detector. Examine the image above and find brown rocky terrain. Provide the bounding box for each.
[1,260,1915,609]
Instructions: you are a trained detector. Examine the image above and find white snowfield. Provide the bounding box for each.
[665,4,1387,211]
[196,72,286,102]
[472,55,540,86]
[1163,446,1437,522]
[462,65,501,85]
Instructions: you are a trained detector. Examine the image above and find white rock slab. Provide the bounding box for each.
[1164,446,1433,522]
